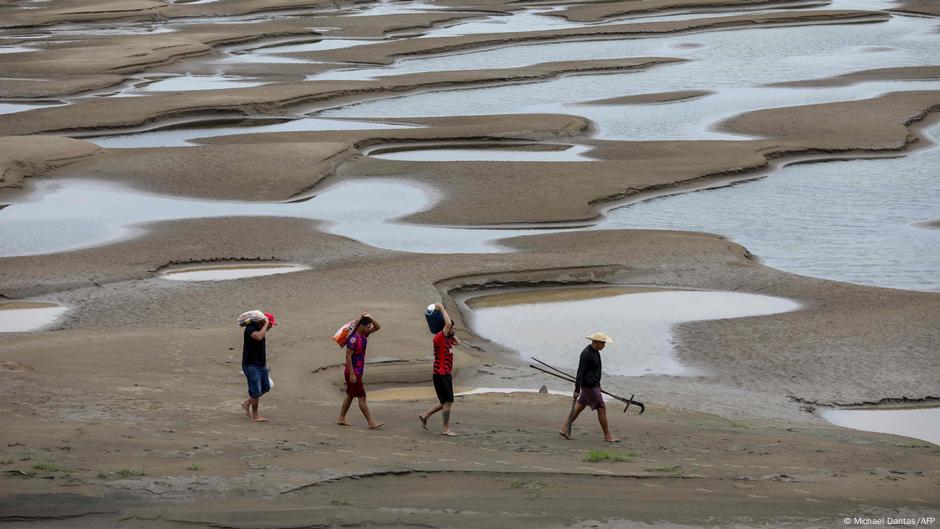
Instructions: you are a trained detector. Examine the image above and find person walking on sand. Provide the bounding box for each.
[419,303,460,436]
[559,332,619,442]
[337,313,384,429]
[241,312,276,422]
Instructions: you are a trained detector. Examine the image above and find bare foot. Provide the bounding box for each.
[441,430,458,437]
[559,430,572,440]
[368,422,384,430]
[419,414,428,430]
[603,437,620,443]
[252,416,269,423]
[241,400,251,417]
[336,418,352,426]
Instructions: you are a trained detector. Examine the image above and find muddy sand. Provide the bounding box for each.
[1,0,939,526]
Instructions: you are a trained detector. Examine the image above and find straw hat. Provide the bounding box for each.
[585,332,613,344]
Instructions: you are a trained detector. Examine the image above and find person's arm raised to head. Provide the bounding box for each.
[437,303,453,336]
[250,319,269,341]
[350,313,365,330]
[363,313,381,334]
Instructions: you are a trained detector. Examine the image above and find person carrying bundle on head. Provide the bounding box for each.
[240,311,276,422]
[336,312,384,430]
[419,303,460,436]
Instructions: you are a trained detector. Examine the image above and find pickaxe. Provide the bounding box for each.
[530,357,645,414]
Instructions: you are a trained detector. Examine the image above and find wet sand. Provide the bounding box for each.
[547,0,827,23]
[895,0,940,17]
[579,90,714,105]
[0,57,680,136]
[1,0,939,526]
[767,65,940,87]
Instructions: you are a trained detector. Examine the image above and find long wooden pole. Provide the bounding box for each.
[529,359,645,414]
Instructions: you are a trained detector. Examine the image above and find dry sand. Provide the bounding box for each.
[1,0,939,526]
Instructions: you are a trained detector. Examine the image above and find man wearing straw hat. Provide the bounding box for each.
[559,332,619,442]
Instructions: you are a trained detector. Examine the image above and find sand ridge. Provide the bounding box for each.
[546,0,828,23]
[305,10,889,65]
[0,57,682,136]
[578,90,714,105]
[766,65,940,88]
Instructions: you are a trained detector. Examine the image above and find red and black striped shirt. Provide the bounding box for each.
[432,331,456,375]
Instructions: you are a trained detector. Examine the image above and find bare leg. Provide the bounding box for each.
[420,403,444,430]
[337,394,353,425]
[441,402,457,436]
[241,398,251,417]
[560,402,586,439]
[250,398,267,422]
[597,407,618,442]
[358,397,384,429]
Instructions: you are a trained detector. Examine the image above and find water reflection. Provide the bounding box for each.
[318,16,939,140]
[818,406,940,446]
[599,124,940,291]
[87,117,419,148]
[0,302,68,332]
[137,75,268,92]
[160,263,309,281]
[469,287,800,376]
[0,179,532,256]
[368,143,593,161]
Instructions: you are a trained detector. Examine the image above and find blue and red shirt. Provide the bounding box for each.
[432,331,456,376]
[344,332,367,376]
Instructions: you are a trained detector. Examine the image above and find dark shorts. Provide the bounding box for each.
[345,371,366,398]
[577,386,605,410]
[432,373,454,404]
[243,364,270,399]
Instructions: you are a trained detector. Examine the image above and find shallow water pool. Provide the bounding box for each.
[598,125,940,291]
[136,75,269,92]
[0,179,534,256]
[469,287,801,376]
[0,302,68,332]
[159,263,310,281]
[367,143,594,161]
[818,406,940,446]
[317,15,939,140]
[87,117,419,148]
